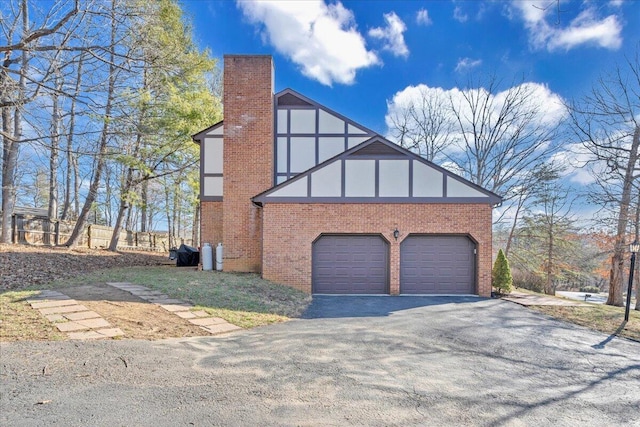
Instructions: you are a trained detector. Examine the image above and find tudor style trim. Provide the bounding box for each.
[193,121,224,201]
[273,89,376,184]
[192,120,224,143]
[253,136,503,206]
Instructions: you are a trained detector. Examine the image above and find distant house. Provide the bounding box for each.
[192,55,501,296]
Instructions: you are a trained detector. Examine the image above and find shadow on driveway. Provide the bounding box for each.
[302,295,487,319]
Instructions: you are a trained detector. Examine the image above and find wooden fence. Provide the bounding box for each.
[9,212,191,251]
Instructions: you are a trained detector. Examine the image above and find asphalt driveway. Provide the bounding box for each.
[2,297,639,426]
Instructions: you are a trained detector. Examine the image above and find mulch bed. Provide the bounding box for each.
[0,244,169,291]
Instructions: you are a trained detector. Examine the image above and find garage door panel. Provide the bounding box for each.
[313,235,389,294]
[401,235,475,294]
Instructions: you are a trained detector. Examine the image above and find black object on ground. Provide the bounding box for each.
[176,244,199,267]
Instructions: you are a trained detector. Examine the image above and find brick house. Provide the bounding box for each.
[192,55,501,297]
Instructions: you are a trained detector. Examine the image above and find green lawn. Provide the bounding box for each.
[511,289,640,342]
[29,266,312,329]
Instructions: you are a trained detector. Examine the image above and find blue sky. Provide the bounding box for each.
[181,0,637,136]
[181,0,638,226]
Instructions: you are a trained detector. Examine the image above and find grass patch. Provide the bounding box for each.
[509,288,640,342]
[0,291,67,341]
[45,265,312,327]
[529,304,640,342]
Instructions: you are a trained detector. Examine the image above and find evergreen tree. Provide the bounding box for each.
[492,249,513,295]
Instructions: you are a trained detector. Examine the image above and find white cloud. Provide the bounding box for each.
[416,8,432,25]
[453,5,468,23]
[548,12,622,51]
[368,12,409,58]
[385,82,566,156]
[549,143,597,185]
[237,0,379,86]
[609,0,624,7]
[455,57,482,73]
[510,1,622,51]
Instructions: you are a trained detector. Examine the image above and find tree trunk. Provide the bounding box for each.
[0,0,27,244]
[192,201,199,247]
[61,57,83,221]
[635,191,640,311]
[48,65,62,230]
[72,154,80,218]
[140,180,148,232]
[505,194,524,258]
[1,107,16,244]
[607,125,640,306]
[545,223,555,295]
[64,0,117,247]
[108,141,141,251]
[107,201,126,251]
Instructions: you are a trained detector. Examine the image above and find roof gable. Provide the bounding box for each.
[253,136,502,205]
[192,120,223,143]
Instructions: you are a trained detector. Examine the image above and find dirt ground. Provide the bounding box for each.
[1,244,211,340]
[60,284,212,340]
[0,243,169,291]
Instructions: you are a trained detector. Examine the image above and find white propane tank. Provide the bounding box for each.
[202,243,213,271]
[216,243,223,271]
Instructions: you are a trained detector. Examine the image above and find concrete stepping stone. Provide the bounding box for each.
[29,290,123,340]
[189,317,226,327]
[39,305,88,315]
[76,318,111,329]
[64,311,102,321]
[175,311,197,319]
[130,291,166,297]
[30,299,78,309]
[104,282,243,338]
[140,295,171,302]
[153,298,188,305]
[201,323,242,335]
[56,322,90,332]
[190,310,210,318]
[160,303,193,312]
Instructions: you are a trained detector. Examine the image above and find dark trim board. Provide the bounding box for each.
[254,136,503,206]
[260,196,495,204]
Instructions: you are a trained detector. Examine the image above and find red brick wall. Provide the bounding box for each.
[222,55,274,272]
[200,201,223,247]
[261,203,493,297]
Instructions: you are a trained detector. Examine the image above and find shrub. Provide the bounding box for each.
[512,272,545,293]
[492,249,513,295]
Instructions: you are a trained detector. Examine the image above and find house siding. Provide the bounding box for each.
[222,55,274,272]
[261,203,492,297]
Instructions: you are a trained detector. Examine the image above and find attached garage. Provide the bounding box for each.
[400,235,476,295]
[312,235,389,294]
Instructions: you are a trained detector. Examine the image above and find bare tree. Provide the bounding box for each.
[64,0,119,246]
[448,75,562,198]
[1,0,80,243]
[569,52,640,306]
[386,86,451,161]
[504,164,561,257]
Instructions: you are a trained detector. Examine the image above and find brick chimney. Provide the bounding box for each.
[222,55,274,272]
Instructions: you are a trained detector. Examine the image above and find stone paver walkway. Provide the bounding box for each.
[27,290,124,340]
[502,291,591,307]
[105,282,242,335]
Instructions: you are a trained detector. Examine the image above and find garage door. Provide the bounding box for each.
[400,235,475,294]
[312,235,389,294]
